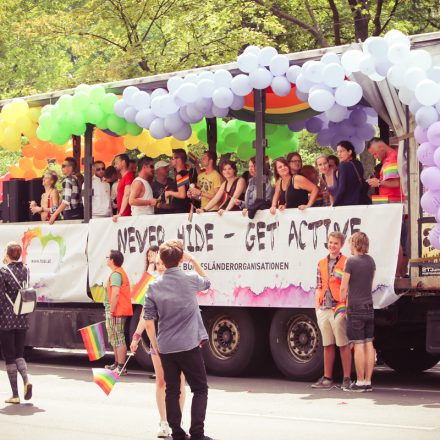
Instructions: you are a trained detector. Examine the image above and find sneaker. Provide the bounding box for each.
[24,382,33,400]
[364,384,373,392]
[5,396,20,404]
[116,366,127,376]
[349,382,366,392]
[341,377,351,391]
[157,421,170,438]
[311,376,333,389]
[104,362,118,370]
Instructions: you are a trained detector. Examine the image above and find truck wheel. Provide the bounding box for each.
[381,347,440,374]
[202,308,256,376]
[269,309,323,381]
[128,306,153,371]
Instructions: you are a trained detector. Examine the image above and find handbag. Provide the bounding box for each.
[4,266,36,315]
[349,161,372,205]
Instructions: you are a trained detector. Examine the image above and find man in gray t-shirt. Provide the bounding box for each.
[344,254,376,307]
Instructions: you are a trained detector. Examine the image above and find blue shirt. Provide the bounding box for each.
[143,267,210,354]
[333,160,364,206]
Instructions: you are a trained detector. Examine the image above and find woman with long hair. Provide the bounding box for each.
[30,170,60,221]
[315,155,337,206]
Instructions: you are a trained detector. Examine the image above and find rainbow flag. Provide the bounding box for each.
[176,174,190,188]
[382,163,399,179]
[333,268,344,280]
[92,368,119,395]
[131,272,154,305]
[372,195,389,204]
[79,322,106,361]
[333,301,346,318]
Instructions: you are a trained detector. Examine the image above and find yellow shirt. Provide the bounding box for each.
[197,169,223,209]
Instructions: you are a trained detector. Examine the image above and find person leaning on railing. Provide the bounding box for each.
[29,170,60,221]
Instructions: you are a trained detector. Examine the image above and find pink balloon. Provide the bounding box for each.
[436,207,440,223]
[417,142,438,166]
[421,167,440,191]
[427,121,440,146]
[414,125,429,144]
[421,190,440,215]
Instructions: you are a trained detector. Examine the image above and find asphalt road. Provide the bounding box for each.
[0,349,439,440]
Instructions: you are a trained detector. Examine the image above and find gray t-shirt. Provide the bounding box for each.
[143,267,210,354]
[322,258,336,309]
[344,254,376,307]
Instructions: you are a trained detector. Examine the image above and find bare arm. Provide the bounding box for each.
[183,252,207,277]
[270,180,281,214]
[110,285,120,315]
[340,272,350,302]
[224,177,246,211]
[199,182,225,212]
[49,202,66,224]
[145,320,158,352]
[129,180,156,207]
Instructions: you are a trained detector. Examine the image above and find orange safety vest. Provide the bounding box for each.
[316,254,347,306]
[106,267,133,317]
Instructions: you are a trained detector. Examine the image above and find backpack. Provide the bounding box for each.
[4,266,36,315]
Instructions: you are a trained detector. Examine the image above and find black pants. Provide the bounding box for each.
[63,206,83,220]
[0,329,27,364]
[160,346,208,440]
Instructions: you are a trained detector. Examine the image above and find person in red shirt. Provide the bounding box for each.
[113,153,135,220]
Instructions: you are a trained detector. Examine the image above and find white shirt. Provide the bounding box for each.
[131,177,154,215]
[89,175,112,218]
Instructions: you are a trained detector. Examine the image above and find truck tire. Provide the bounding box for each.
[269,309,323,381]
[381,347,440,374]
[202,308,256,376]
[128,306,154,371]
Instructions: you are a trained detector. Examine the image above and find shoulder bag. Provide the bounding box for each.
[349,161,372,205]
[4,266,36,315]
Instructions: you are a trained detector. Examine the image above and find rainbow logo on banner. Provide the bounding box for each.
[79,321,106,361]
[372,195,389,204]
[333,302,346,318]
[131,272,154,305]
[176,174,189,188]
[92,368,119,395]
[333,268,344,280]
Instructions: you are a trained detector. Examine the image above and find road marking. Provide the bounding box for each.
[208,410,438,431]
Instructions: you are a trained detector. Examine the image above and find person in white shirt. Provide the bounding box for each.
[83,161,113,218]
[129,156,157,216]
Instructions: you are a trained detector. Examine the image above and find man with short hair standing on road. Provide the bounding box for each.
[312,231,352,391]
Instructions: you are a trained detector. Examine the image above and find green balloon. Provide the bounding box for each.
[126,122,143,136]
[196,125,207,143]
[55,113,71,133]
[107,114,126,133]
[51,129,70,146]
[67,111,86,135]
[72,91,91,112]
[36,125,51,142]
[238,124,252,141]
[101,93,118,114]
[85,104,104,125]
[90,86,106,103]
[57,94,73,112]
[96,117,108,130]
[38,112,52,129]
[41,104,54,114]
[224,132,239,152]
[237,142,255,161]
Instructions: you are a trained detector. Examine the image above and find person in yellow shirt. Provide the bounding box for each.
[189,151,223,210]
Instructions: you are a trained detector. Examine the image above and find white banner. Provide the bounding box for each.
[88,205,403,309]
[0,223,89,303]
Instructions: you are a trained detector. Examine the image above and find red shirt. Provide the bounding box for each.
[117,171,135,216]
[379,149,403,202]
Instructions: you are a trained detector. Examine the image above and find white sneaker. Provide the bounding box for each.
[157,421,170,438]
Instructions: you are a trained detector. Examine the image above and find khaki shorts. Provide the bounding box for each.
[105,313,127,348]
[316,308,349,347]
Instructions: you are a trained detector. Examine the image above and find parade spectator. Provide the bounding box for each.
[131,249,186,438]
[141,240,212,440]
[270,158,318,213]
[312,232,352,391]
[29,170,59,221]
[327,155,340,171]
[104,165,118,214]
[114,153,135,218]
[128,156,156,216]
[104,250,133,376]
[316,155,337,206]
[85,161,112,218]
[189,151,223,210]
[197,160,246,215]
[129,159,137,175]
[166,149,192,214]
[340,232,376,392]
[301,165,324,207]
[152,160,176,214]
[0,242,33,404]
[240,157,273,218]
[49,157,83,224]
[287,152,303,175]
[333,141,368,206]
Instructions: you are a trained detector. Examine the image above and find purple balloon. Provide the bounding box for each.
[288,119,307,132]
[428,224,440,249]
[414,125,429,144]
[305,117,324,134]
[436,207,440,223]
[417,142,438,166]
[434,146,440,168]
[421,190,440,215]
[421,167,440,191]
[427,121,440,146]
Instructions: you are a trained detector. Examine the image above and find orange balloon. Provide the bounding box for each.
[22,144,36,158]
[34,147,47,160]
[33,158,48,169]
[19,157,33,171]
[9,165,24,178]
[23,170,37,180]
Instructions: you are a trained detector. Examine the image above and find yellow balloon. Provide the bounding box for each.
[29,107,42,123]
[3,126,21,149]
[10,99,29,117]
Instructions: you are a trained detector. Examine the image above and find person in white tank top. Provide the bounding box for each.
[129,157,156,216]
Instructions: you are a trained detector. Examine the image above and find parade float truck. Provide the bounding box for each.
[1,31,440,380]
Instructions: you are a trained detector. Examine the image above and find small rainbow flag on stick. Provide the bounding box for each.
[79,321,106,361]
[176,174,190,188]
[92,368,119,395]
[333,301,347,318]
[333,268,344,280]
[131,272,154,305]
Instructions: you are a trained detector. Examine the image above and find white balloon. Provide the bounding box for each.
[230,74,253,97]
[174,124,192,141]
[199,71,214,81]
[237,52,259,73]
[388,42,410,64]
[269,54,289,76]
[161,94,179,115]
[295,89,309,102]
[194,97,212,113]
[359,55,376,76]
[184,73,199,84]
[427,66,440,82]
[398,87,414,106]
[323,63,345,88]
[212,87,234,109]
[123,106,138,123]
[164,113,185,133]
[309,84,333,94]
[405,67,427,92]
[114,99,128,117]
[409,50,432,71]
[334,81,363,107]
[167,76,184,94]
[321,52,340,65]
[179,107,192,124]
[197,79,216,98]
[303,60,324,83]
[341,50,364,73]
[295,74,314,93]
[230,94,245,111]
[122,86,139,105]
[151,96,168,118]
[135,108,155,129]
[213,69,233,88]
[384,29,407,44]
[409,98,423,115]
[387,64,406,88]
[244,45,261,56]
[415,80,440,107]
[258,46,278,66]
[375,58,392,77]
[131,91,151,111]
[212,105,229,118]
[308,89,335,112]
[249,67,273,90]
[151,88,167,99]
[325,103,348,122]
[149,118,169,139]
[286,65,301,83]
[185,105,204,123]
[363,37,388,59]
[415,106,439,128]
[176,83,199,104]
[271,76,291,96]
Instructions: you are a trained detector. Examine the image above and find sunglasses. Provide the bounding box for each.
[95,167,105,171]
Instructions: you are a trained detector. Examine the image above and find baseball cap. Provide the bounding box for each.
[154,160,170,170]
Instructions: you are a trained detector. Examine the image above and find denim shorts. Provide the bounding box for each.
[347,303,374,344]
